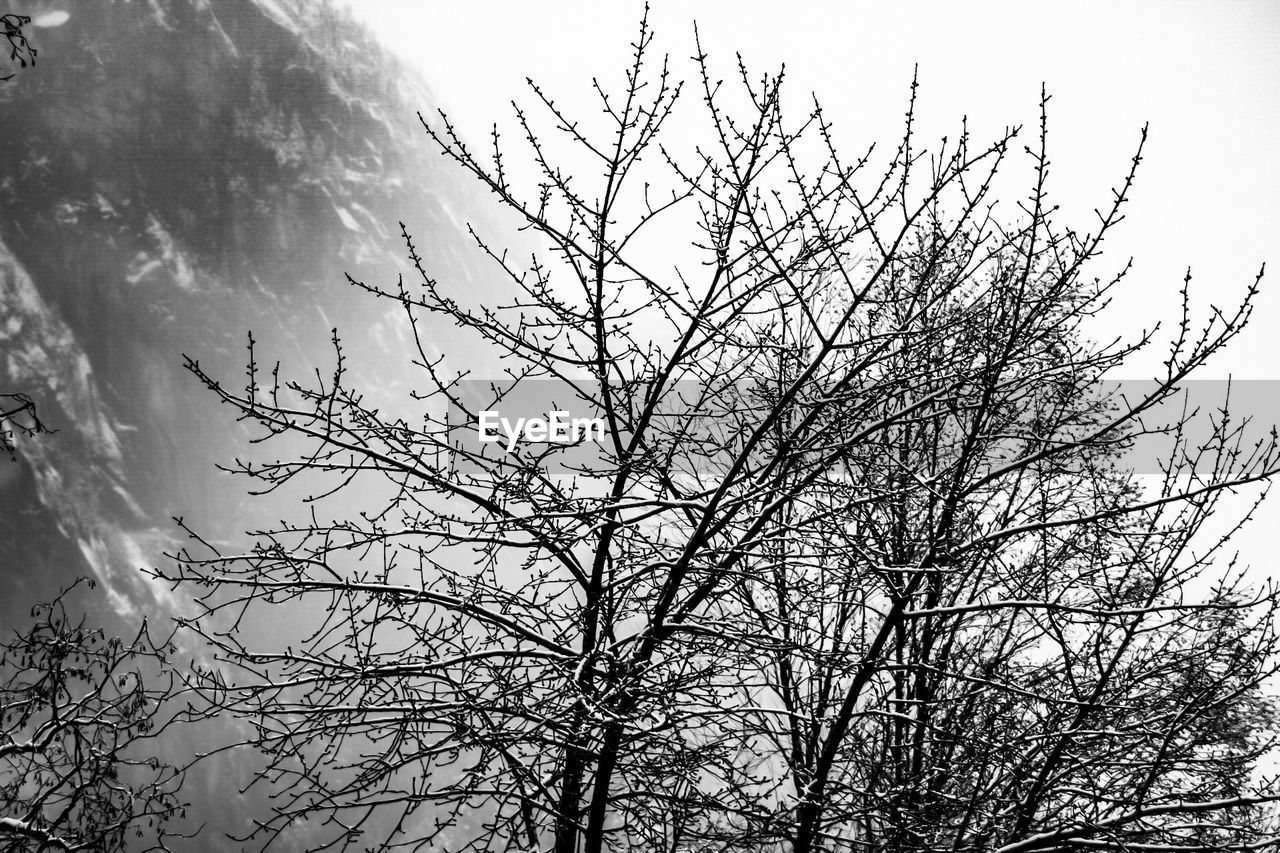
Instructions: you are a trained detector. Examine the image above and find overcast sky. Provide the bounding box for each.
[341,0,1280,378]
[335,1,1280,561]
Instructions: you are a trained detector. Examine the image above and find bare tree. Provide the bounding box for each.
[0,579,187,852]
[162,13,1280,853]
[698,185,1280,851]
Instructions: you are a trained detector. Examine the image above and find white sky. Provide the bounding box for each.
[338,2,1280,561]
[344,0,1280,376]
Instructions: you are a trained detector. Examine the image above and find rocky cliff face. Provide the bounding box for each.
[0,0,490,625]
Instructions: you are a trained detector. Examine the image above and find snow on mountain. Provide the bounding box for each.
[0,0,493,626]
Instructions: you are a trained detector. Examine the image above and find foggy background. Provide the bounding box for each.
[1,0,1277,847]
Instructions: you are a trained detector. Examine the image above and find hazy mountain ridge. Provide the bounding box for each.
[0,0,487,623]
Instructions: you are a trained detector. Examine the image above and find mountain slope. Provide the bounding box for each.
[0,0,492,625]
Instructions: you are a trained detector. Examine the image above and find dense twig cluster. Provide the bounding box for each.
[0,580,187,852]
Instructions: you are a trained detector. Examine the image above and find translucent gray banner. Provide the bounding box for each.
[438,378,1280,476]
